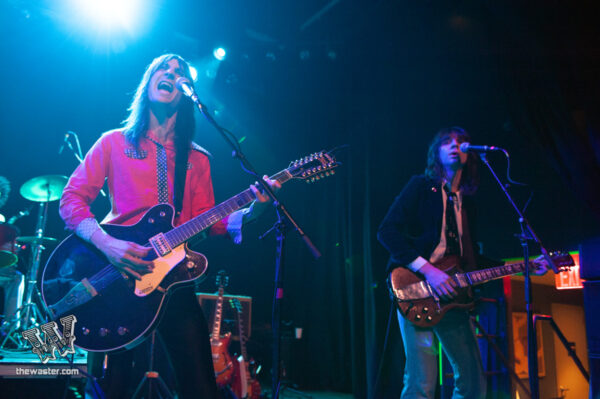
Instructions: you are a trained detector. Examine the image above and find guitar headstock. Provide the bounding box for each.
[215,270,229,289]
[548,251,575,273]
[287,150,339,183]
[229,298,243,314]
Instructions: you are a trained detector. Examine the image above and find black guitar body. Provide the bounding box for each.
[41,204,208,352]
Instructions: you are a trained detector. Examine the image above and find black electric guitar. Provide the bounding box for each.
[389,252,574,328]
[41,151,338,352]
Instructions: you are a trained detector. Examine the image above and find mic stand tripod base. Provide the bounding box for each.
[131,331,174,399]
[131,371,174,399]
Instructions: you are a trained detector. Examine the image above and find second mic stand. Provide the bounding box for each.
[479,152,558,399]
[187,92,321,399]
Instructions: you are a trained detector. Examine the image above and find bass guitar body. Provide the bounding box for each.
[41,204,208,352]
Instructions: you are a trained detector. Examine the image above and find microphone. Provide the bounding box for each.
[58,132,71,154]
[175,77,199,103]
[459,142,504,153]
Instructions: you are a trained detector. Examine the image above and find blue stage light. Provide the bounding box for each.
[213,47,227,61]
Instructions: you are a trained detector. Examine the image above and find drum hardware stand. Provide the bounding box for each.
[1,193,55,348]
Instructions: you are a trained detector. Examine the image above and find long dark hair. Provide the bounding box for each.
[122,54,197,213]
[424,126,480,194]
[122,53,195,147]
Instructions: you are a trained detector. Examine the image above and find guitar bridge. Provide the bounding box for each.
[149,233,172,256]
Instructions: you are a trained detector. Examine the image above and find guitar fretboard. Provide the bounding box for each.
[212,287,225,340]
[465,261,526,285]
[164,170,292,248]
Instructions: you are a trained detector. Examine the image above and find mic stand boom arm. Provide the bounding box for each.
[187,97,321,259]
[479,152,558,399]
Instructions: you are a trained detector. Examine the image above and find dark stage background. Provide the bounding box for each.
[1,1,599,398]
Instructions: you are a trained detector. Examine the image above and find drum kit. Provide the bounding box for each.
[0,174,67,349]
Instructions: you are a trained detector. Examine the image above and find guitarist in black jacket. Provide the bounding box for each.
[379,127,498,399]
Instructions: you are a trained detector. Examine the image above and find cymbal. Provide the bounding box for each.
[20,175,67,202]
[16,236,58,245]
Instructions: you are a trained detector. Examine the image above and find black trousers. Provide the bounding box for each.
[87,287,218,399]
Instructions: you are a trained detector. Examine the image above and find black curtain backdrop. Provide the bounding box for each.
[1,2,599,398]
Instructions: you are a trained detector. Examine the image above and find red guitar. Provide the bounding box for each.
[389,252,574,327]
[230,298,261,399]
[211,271,234,387]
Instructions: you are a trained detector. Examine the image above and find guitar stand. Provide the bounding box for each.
[131,331,174,399]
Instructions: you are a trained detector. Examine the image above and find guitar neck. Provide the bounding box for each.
[234,303,252,381]
[164,169,292,248]
[211,287,225,340]
[237,313,249,363]
[463,261,527,286]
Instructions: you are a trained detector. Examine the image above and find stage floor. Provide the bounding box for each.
[0,348,352,398]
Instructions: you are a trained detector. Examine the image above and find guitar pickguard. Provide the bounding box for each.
[134,244,186,296]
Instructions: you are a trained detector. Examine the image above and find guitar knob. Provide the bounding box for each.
[117,327,129,336]
[422,307,429,313]
[159,211,166,217]
[148,218,155,224]
[187,261,195,269]
[415,314,422,320]
[81,327,90,336]
[99,328,109,337]
[426,316,432,322]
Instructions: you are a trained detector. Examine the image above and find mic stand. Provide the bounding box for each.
[188,96,321,399]
[479,152,558,399]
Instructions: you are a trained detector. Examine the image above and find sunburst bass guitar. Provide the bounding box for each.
[41,151,338,352]
[388,252,573,327]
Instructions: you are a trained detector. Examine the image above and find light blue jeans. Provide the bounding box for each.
[397,308,486,399]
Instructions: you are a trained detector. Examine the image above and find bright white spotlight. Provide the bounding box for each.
[213,47,227,61]
[189,66,198,81]
[67,0,146,34]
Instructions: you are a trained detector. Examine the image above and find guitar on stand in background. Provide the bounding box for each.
[211,270,234,388]
[230,298,261,399]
